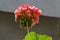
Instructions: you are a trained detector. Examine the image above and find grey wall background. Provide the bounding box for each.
[0,11,60,40]
[0,0,59,17]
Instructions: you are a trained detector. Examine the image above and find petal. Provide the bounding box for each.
[35,10,41,16]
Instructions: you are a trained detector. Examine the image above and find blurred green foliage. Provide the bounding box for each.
[24,32,52,40]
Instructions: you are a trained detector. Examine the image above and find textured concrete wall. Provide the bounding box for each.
[0,11,60,40]
[0,0,59,17]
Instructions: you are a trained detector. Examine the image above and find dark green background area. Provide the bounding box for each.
[0,11,60,40]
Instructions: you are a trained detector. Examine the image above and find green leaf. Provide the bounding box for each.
[24,32,52,40]
[24,32,37,40]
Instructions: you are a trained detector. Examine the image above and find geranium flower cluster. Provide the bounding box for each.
[14,4,42,28]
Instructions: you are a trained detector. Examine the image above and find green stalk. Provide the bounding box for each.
[26,18,29,34]
[27,25,29,34]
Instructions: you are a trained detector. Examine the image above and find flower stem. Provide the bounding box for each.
[26,20,29,34]
[27,26,29,34]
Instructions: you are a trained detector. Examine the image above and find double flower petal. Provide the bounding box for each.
[14,4,42,27]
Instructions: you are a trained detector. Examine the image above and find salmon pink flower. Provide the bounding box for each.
[14,4,42,28]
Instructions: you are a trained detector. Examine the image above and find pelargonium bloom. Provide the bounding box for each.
[14,4,42,28]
